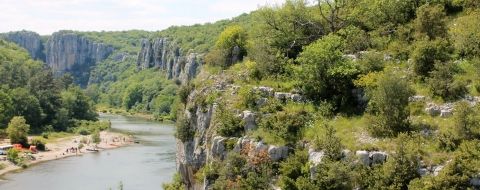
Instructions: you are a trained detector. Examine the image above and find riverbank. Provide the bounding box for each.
[0,131,133,177]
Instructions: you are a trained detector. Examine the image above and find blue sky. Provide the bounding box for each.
[0,0,285,35]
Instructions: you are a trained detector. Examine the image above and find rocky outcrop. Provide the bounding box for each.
[136,38,201,84]
[355,150,388,166]
[3,31,45,61]
[46,31,114,86]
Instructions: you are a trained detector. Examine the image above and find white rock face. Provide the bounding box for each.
[370,151,388,165]
[242,110,257,131]
[268,146,289,161]
[409,95,426,102]
[356,150,371,166]
[211,136,227,160]
[274,92,292,102]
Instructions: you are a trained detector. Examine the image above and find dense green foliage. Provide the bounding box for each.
[0,40,98,139]
[6,116,30,146]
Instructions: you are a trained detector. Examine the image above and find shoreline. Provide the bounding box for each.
[0,130,133,177]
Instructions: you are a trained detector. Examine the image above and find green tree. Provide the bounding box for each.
[317,124,344,161]
[414,4,447,39]
[427,62,467,101]
[6,116,30,146]
[10,88,42,131]
[453,102,480,140]
[296,34,359,109]
[211,25,247,67]
[122,84,143,110]
[60,86,98,121]
[0,90,13,128]
[411,38,451,78]
[92,130,101,144]
[367,72,414,137]
[372,134,421,189]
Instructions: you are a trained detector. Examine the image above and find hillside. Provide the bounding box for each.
[1,0,480,189]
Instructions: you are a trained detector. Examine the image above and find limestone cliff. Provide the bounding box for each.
[137,38,201,84]
[3,30,46,61]
[45,31,114,86]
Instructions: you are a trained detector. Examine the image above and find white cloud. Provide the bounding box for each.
[0,0,286,35]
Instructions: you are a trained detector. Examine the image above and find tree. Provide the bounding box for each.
[61,86,98,121]
[411,38,451,78]
[207,25,247,67]
[297,34,359,109]
[367,71,414,137]
[427,62,467,101]
[0,90,13,128]
[10,88,42,132]
[372,134,421,189]
[414,4,448,39]
[453,102,480,140]
[122,84,143,110]
[317,0,350,33]
[317,124,344,161]
[6,116,30,146]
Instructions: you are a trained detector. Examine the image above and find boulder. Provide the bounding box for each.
[242,111,256,131]
[211,136,227,160]
[470,177,480,187]
[433,165,444,176]
[425,103,441,116]
[290,94,303,102]
[274,92,292,102]
[253,86,274,97]
[440,109,453,118]
[370,151,388,165]
[409,95,426,102]
[256,98,268,107]
[356,150,370,166]
[268,145,289,161]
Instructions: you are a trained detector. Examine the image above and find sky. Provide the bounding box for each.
[0,0,285,35]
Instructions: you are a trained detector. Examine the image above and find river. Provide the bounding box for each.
[0,114,176,190]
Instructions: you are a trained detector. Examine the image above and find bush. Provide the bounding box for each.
[178,83,194,105]
[453,102,480,140]
[366,72,414,137]
[414,4,447,39]
[411,39,451,78]
[7,148,24,166]
[427,62,467,101]
[175,116,194,142]
[215,105,243,137]
[6,116,30,147]
[30,138,46,151]
[259,109,310,145]
[450,11,480,58]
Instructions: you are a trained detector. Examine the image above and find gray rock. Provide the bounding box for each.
[418,168,429,176]
[425,103,441,116]
[242,110,256,131]
[440,109,453,118]
[409,95,426,102]
[3,30,45,61]
[274,92,292,102]
[433,165,444,176]
[211,136,227,160]
[45,31,114,86]
[290,94,303,102]
[136,38,201,84]
[370,151,388,165]
[356,150,370,166]
[254,141,268,153]
[256,98,268,107]
[308,149,325,179]
[253,86,274,97]
[343,54,358,61]
[268,145,289,161]
[470,177,480,187]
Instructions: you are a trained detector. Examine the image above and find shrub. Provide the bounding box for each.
[414,4,447,39]
[366,72,414,137]
[411,39,451,78]
[7,148,24,166]
[178,83,194,105]
[450,11,480,58]
[427,62,467,101]
[453,102,480,140]
[6,116,30,147]
[215,105,244,137]
[30,138,46,151]
[259,109,310,145]
[175,116,194,142]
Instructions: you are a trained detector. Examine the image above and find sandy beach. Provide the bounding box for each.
[0,131,133,176]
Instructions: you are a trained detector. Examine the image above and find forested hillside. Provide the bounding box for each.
[165,0,480,189]
[0,39,99,145]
